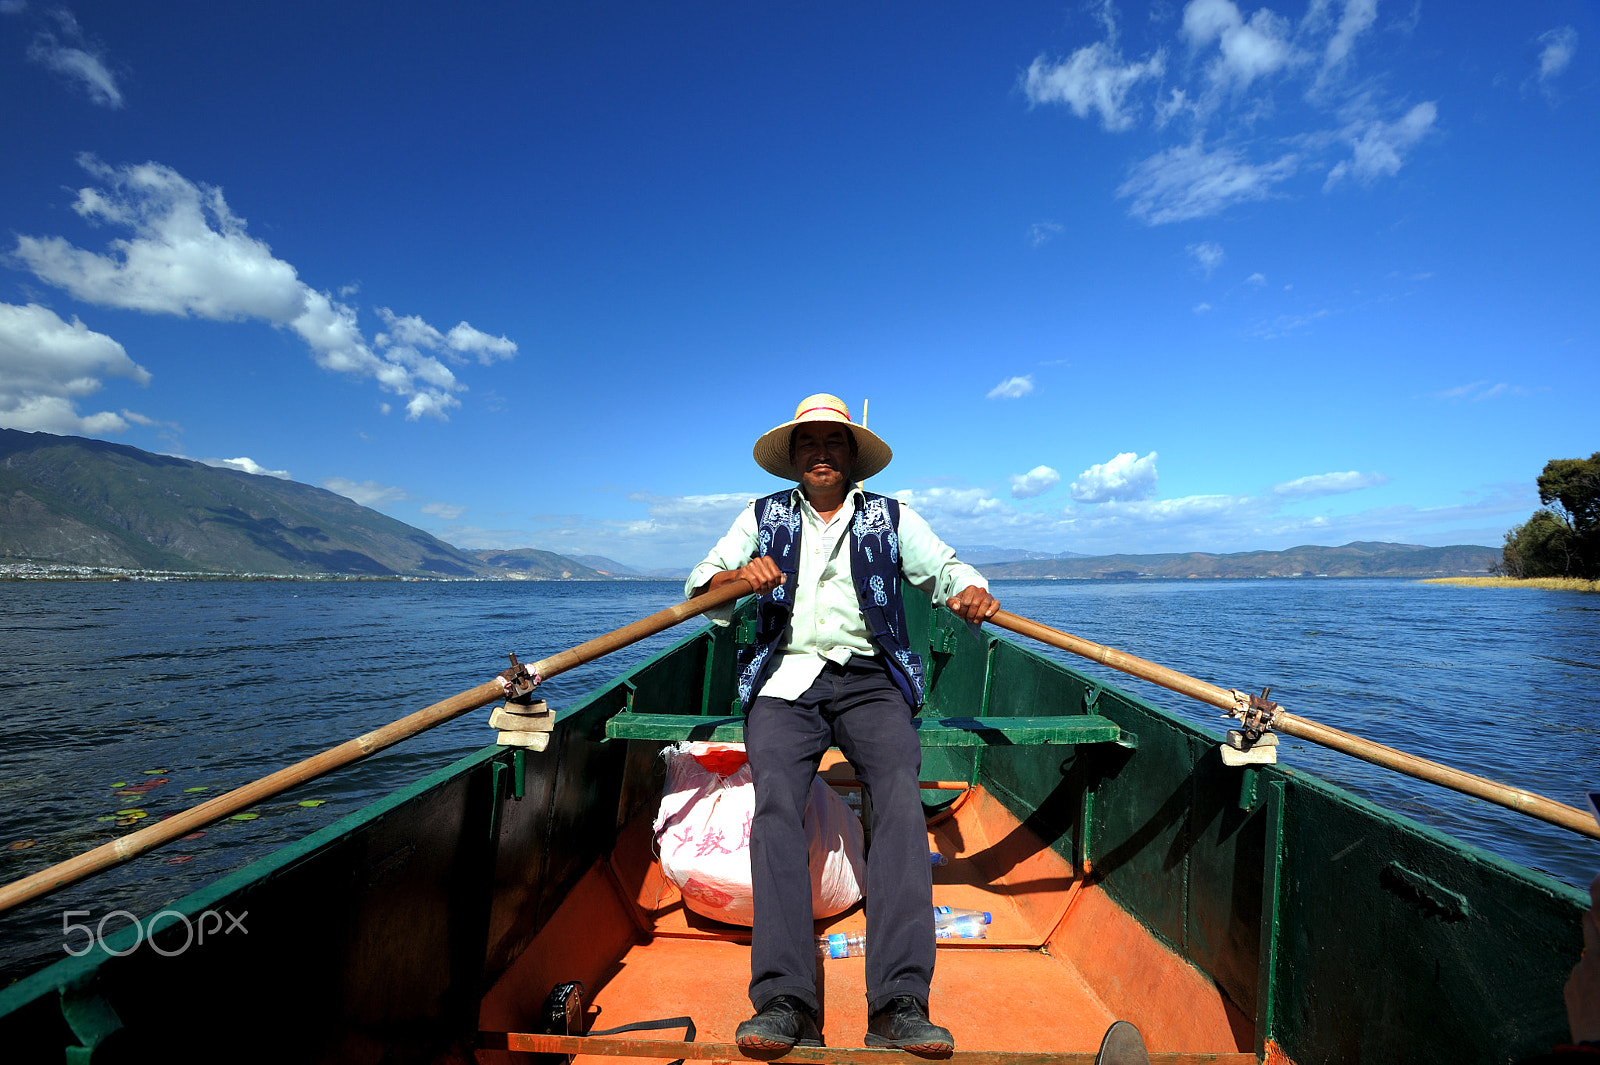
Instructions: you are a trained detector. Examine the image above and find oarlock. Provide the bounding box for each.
[494,652,554,751]
[1220,686,1280,766]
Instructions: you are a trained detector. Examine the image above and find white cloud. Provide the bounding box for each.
[202,456,291,480]
[373,311,447,356]
[1245,271,1267,285]
[1082,492,1259,524]
[625,492,753,529]
[323,477,408,507]
[1187,240,1226,275]
[987,375,1034,400]
[1321,1,1377,64]
[562,491,756,565]
[892,486,1007,519]
[1432,381,1533,403]
[1023,43,1167,132]
[1154,87,1201,129]
[1324,101,1437,189]
[444,322,518,364]
[1028,221,1064,246]
[515,471,1527,570]
[1182,0,1298,94]
[13,157,515,421]
[1071,450,1160,504]
[1,2,29,15]
[375,308,518,367]
[26,9,123,108]
[884,476,1526,561]
[1022,1,1439,224]
[1119,141,1299,225]
[1054,483,1530,557]
[1310,0,1377,93]
[1193,301,1213,314]
[1009,465,1062,499]
[1538,27,1578,83]
[1532,26,1578,102]
[0,301,149,435]
[421,501,467,520]
[119,410,178,431]
[871,487,1060,553]
[1272,470,1388,497]
[1245,306,1331,339]
[444,491,758,569]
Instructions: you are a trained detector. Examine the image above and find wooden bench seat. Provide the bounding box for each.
[604,712,1135,748]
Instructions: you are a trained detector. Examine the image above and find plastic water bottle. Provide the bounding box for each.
[934,906,991,924]
[816,932,867,959]
[934,914,988,939]
[929,850,948,866]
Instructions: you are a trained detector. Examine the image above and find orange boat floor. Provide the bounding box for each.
[478,763,1253,1064]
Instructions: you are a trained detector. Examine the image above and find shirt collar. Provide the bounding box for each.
[791,483,863,521]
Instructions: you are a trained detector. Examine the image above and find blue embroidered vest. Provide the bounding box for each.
[735,488,926,711]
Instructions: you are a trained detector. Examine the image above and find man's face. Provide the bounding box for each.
[793,424,853,495]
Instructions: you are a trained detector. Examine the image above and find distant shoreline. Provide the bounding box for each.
[0,563,653,583]
[0,563,1522,586]
[1423,576,1598,593]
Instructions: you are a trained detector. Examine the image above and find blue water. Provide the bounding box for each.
[1,578,1596,981]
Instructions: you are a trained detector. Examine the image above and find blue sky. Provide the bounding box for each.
[1,1,1594,569]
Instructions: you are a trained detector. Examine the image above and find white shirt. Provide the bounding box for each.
[685,485,988,701]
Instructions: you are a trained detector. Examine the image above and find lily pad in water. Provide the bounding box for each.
[165,855,194,865]
[110,782,127,788]
[183,786,209,793]
[9,839,35,850]
[229,813,259,821]
[143,768,169,775]
[181,831,206,841]
[297,800,326,807]
[115,809,147,818]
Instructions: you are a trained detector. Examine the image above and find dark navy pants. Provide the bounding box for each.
[744,655,935,1015]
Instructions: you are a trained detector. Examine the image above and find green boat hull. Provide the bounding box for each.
[0,595,1583,1062]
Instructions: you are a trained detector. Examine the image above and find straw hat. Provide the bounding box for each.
[752,394,892,481]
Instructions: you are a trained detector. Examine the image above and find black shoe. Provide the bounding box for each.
[864,996,954,1055]
[1095,1020,1150,1065]
[735,995,823,1050]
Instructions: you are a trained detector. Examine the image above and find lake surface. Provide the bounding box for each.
[1,577,1596,981]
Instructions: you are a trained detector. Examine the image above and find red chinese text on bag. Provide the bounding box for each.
[653,742,865,926]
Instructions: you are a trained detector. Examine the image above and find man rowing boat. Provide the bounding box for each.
[687,393,999,1053]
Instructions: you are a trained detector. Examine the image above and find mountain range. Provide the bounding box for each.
[0,429,601,579]
[0,429,1499,580]
[976,541,1499,580]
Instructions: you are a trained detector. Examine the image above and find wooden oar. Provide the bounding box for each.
[989,609,1600,842]
[0,578,754,916]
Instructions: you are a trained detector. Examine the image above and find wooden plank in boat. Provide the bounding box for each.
[605,713,1131,747]
[487,1031,1257,1064]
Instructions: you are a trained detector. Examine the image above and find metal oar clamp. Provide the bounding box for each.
[493,653,555,751]
[1220,686,1281,766]
[499,652,542,702]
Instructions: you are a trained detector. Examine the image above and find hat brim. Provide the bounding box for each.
[753,414,892,481]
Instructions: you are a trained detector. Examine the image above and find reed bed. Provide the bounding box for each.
[1423,576,1599,592]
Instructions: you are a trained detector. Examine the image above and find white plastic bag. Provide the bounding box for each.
[653,742,866,926]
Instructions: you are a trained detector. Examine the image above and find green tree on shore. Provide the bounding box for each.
[1498,452,1600,578]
